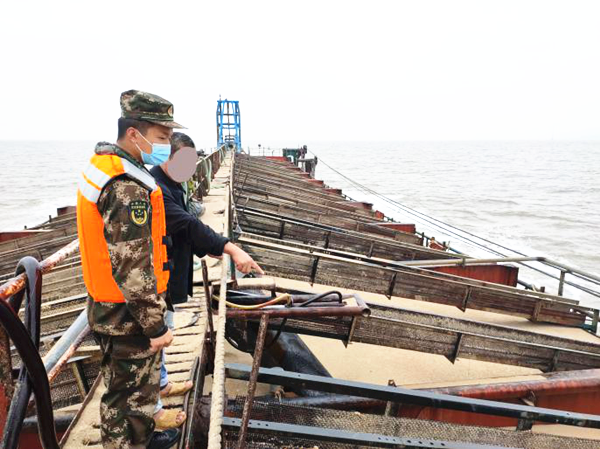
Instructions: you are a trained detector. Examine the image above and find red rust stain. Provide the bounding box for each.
[377,223,417,234]
[431,265,519,286]
[0,231,47,243]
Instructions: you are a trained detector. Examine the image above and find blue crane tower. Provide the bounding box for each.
[216,98,241,152]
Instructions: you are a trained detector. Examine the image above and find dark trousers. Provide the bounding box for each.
[96,333,161,449]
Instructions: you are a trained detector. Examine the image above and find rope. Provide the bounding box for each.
[213,293,291,309]
[207,152,232,449]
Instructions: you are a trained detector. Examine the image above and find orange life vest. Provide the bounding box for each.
[76,153,170,303]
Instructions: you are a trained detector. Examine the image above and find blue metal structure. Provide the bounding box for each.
[216,98,241,152]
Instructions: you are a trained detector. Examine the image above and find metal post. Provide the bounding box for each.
[237,313,269,449]
[384,380,400,417]
[70,360,90,398]
[201,259,216,359]
[558,270,566,296]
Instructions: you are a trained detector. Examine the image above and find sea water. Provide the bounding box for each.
[1,140,598,305]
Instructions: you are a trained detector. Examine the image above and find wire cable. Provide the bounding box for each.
[309,150,600,299]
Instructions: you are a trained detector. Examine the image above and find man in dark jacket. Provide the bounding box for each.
[149,133,263,426]
[151,133,262,303]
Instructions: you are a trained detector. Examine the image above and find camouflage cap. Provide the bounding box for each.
[120,89,185,129]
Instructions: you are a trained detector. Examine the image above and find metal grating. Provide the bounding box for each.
[224,398,600,449]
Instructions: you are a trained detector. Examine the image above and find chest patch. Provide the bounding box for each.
[128,200,150,227]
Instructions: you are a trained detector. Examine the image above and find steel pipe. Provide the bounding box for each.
[42,310,88,374]
[46,325,91,384]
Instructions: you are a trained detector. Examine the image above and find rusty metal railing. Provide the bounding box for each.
[193,146,227,200]
[0,239,79,302]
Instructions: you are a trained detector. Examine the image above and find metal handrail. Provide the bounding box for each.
[0,239,79,302]
[192,146,227,198]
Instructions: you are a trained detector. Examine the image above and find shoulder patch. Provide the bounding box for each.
[128,200,150,227]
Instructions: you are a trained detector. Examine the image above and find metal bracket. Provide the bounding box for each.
[549,349,561,372]
[386,273,398,299]
[448,333,465,364]
[460,286,472,312]
[531,301,543,322]
[516,418,534,431]
[343,316,359,348]
[367,241,375,258]
[384,380,401,417]
[278,221,286,240]
[324,231,331,250]
[70,359,90,399]
[310,256,320,285]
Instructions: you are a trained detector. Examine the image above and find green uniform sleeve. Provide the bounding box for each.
[97,177,167,338]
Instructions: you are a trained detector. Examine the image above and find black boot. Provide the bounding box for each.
[148,428,181,449]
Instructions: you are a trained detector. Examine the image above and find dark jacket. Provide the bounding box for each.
[150,165,229,304]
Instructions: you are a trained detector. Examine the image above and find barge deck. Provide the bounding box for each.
[1,149,600,448]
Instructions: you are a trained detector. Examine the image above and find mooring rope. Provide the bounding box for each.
[207,153,232,449]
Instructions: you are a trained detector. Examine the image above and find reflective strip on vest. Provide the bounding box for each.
[83,162,112,189]
[78,175,102,203]
[121,158,157,192]
[79,156,157,198]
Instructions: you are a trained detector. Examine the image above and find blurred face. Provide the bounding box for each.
[164,146,198,182]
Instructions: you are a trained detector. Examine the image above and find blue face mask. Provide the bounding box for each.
[136,132,171,166]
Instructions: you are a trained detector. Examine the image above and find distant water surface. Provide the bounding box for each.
[1,140,599,305]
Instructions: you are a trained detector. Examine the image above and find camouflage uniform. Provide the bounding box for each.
[84,90,184,449]
[87,144,163,449]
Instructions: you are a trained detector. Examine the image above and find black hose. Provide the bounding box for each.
[266,291,342,348]
[1,256,58,449]
[265,319,287,349]
[298,290,342,308]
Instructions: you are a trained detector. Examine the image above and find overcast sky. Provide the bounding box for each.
[1,0,599,143]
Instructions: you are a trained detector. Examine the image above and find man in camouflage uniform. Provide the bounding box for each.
[78,90,184,449]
